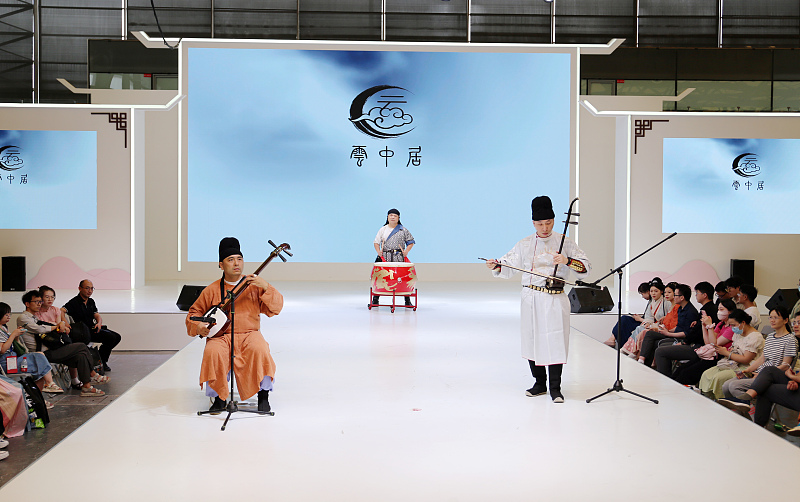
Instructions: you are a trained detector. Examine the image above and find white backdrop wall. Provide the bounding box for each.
[0,106,131,288]
[4,86,798,295]
[579,110,800,294]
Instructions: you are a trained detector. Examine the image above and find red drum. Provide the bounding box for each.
[371,262,417,294]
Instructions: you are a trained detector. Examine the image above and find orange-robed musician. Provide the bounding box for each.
[186,237,284,414]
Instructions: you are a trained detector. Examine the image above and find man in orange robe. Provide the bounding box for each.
[186,237,284,414]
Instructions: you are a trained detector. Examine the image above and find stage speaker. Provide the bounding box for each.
[176,285,205,311]
[730,259,754,286]
[765,288,800,314]
[2,256,25,292]
[569,286,614,313]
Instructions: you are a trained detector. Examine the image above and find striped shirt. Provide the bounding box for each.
[757,332,798,373]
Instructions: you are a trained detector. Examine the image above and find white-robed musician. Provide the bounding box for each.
[485,196,591,403]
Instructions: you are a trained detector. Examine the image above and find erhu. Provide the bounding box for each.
[545,197,580,291]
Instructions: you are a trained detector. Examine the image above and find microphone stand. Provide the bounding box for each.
[197,290,273,431]
[585,232,677,405]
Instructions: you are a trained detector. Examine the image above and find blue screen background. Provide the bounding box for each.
[663,138,799,234]
[188,48,572,262]
[0,130,97,230]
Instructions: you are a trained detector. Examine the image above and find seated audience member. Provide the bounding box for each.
[63,280,121,372]
[698,309,764,399]
[621,281,676,358]
[37,285,90,345]
[743,365,800,430]
[714,281,731,307]
[718,307,798,414]
[726,276,745,309]
[652,282,719,379]
[669,299,737,386]
[604,280,657,348]
[0,302,63,395]
[737,284,762,331]
[638,283,699,367]
[17,291,107,396]
[790,277,800,321]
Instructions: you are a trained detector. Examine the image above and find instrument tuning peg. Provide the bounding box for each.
[278,254,287,262]
[283,249,293,257]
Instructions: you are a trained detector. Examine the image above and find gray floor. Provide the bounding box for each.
[0,351,176,487]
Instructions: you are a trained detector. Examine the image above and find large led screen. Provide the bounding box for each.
[0,130,97,229]
[188,47,572,262]
[663,138,799,234]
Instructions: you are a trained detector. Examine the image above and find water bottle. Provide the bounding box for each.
[20,355,28,372]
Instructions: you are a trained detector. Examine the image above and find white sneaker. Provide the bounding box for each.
[0,450,8,461]
[0,438,8,448]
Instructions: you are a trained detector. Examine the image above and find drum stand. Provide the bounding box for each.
[197,290,274,431]
[368,288,417,313]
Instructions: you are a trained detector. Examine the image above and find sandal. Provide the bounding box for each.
[80,386,105,397]
[45,400,54,410]
[42,383,64,394]
[90,374,110,385]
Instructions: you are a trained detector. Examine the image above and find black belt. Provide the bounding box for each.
[384,249,403,254]
[523,284,564,295]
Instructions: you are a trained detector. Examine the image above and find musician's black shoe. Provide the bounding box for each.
[404,296,412,307]
[102,363,111,372]
[209,397,227,415]
[525,383,547,397]
[372,296,380,306]
[550,389,564,403]
[257,390,271,413]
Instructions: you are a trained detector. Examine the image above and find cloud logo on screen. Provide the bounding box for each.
[732,153,760,178]
[349,85,415,139]
[0,145,24,171]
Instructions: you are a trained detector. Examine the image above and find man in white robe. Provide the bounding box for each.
[486,196,591,402]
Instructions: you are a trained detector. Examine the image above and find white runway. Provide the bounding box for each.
[1,282,797,501]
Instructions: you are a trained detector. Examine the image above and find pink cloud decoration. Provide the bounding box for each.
[27,256,131,290]
[629,259,720,292]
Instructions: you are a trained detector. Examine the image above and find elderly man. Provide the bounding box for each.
[186,237,284,414]
[63,280,122,372]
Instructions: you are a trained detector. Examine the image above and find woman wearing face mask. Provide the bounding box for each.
[697,309,764,400]
[656,299,737,386]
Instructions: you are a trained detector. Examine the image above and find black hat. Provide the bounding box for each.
[219,237,243,262]
[531,196,555,221]
[387,208,400,216]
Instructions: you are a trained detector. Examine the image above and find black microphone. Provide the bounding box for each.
[575,280,603,290]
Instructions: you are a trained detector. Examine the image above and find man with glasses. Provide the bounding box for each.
[725,276,745,309]
[63,280,122,372]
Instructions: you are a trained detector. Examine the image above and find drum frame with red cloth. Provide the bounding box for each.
[368,256,417,312]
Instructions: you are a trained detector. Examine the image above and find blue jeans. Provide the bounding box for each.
[1,351,52,380]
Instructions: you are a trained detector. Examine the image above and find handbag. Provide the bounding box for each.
[20,375,49,427]
[12,337,27,356]
[694,343,717,361]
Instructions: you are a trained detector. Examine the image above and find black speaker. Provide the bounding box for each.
[730,259,755,286]
[2,256,25,292]
[765,288,800,314]
[569,286,615,313]
[176,285,206,311]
